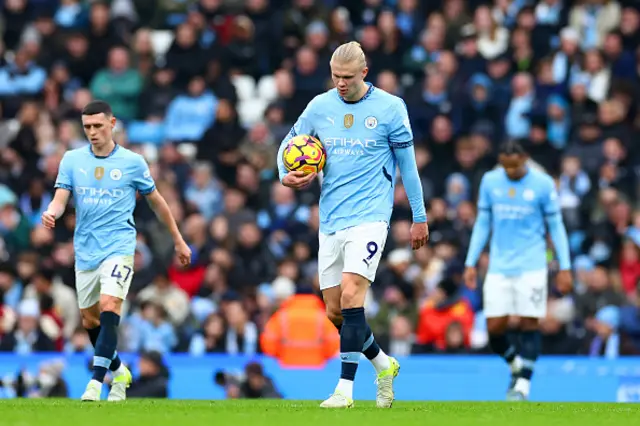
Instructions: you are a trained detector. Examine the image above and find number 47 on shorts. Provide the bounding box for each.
[111,264,132,287]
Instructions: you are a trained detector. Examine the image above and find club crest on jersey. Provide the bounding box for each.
[365,116,378,129]
[344,114,354,128]
[110,169,123,181]
[94,167,104,180]
[523,189,535,201]
[508,188,516,198]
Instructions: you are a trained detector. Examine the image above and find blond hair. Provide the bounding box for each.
[330,41,367,69]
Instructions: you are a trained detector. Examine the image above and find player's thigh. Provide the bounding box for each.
[342,221,389,284]
[482,273,516,319]
[513,269,548,319]
[98,255,135,304]
[76,269,101,310]
[318,231,345,292]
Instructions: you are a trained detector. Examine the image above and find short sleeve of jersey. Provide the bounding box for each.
[132,155,156,195]
[54,153,73,191]
[542,177,560,216]
[388,99,414,149]
[477,175,491,211]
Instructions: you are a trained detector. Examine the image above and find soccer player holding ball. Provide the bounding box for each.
[277,42,428,408]
[464,141,572,401]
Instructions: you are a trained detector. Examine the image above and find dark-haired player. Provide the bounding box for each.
[41,100,192,401]
[464,140,572,401]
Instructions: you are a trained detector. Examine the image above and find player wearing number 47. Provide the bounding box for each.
[277,42,429,409]
[41,100,192,402]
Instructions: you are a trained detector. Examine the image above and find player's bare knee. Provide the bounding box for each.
[487,317,509,335]
[340,276,367,309]
[519,317,540,331]
[326,306,343,325]
[81,316,100,329]
[99,295,123,315]
[322,286,343,323]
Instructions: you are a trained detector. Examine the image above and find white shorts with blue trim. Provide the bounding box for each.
[318,221,388,291]
[483,269,548,318]
[76,255,134,309]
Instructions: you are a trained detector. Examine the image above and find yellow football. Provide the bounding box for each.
[282,134,326,175]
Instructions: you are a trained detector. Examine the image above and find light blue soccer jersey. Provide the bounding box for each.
[465,167,571,275]
[54,144,156,271]
[277,84,426,234]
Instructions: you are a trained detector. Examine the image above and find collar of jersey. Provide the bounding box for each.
[337,82,374,104]
[88,142,119,159]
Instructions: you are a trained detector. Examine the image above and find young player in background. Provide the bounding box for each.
[464,140,572,401]
[42,101,192,401]
[277,42,429,408]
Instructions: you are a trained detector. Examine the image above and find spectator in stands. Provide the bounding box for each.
[137,271,190,327]
[23,267,78,339]
[89,46,143,121]
[164,75,217,143]
[261,287,338,366]
[128,351,169,398]
[0,298,55,353]
[126,301,177,354]
[416,278,474,352]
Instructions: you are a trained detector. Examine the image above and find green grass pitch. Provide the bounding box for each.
[3,400,639,426]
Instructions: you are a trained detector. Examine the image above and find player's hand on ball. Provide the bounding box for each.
[463,267,477,290]
[41,211,56,229]
[556,270,573,294]
[175,240,192,267]
[282,171,317,190]
[410,222,429,250]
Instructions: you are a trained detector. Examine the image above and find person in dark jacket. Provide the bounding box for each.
[127,351,169,398]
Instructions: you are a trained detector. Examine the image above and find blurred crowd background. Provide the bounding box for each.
[1,0,640,379]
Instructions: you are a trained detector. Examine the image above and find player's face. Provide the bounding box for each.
[499,154,528,180]
[330,60,368,101]
[81,113,116,147]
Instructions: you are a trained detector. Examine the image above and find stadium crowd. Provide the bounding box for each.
[1,0,640,364]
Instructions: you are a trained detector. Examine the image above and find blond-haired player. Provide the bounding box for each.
[277,42,429,408]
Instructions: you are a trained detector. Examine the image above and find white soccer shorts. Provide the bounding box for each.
[483,269,548,319]
[318,221,389,290]
[76,255,135,309]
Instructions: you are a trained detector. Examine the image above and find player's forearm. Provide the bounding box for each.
[46,200,66,219]
[46,189,71,218]
[395,147,427,222]
[464,209,491,267]
[147,192,184,243]
[546,213,572,271]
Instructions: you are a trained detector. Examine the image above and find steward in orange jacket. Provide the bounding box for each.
[416,278,474,351]
[261,289,339,367]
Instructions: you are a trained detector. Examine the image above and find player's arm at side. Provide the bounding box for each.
[463,175,492,288]
[277,99,319,189]
[388,100,428,249]
[133,156,192,266]
[542,177,572,293]
[43,154,73,228]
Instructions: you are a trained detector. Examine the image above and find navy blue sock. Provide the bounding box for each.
[519,330,541,380]
[87,326,122,372]
[362,325,381,360]
[489,333,517,363]
[340,308,367,381]
[92,312,120,382]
